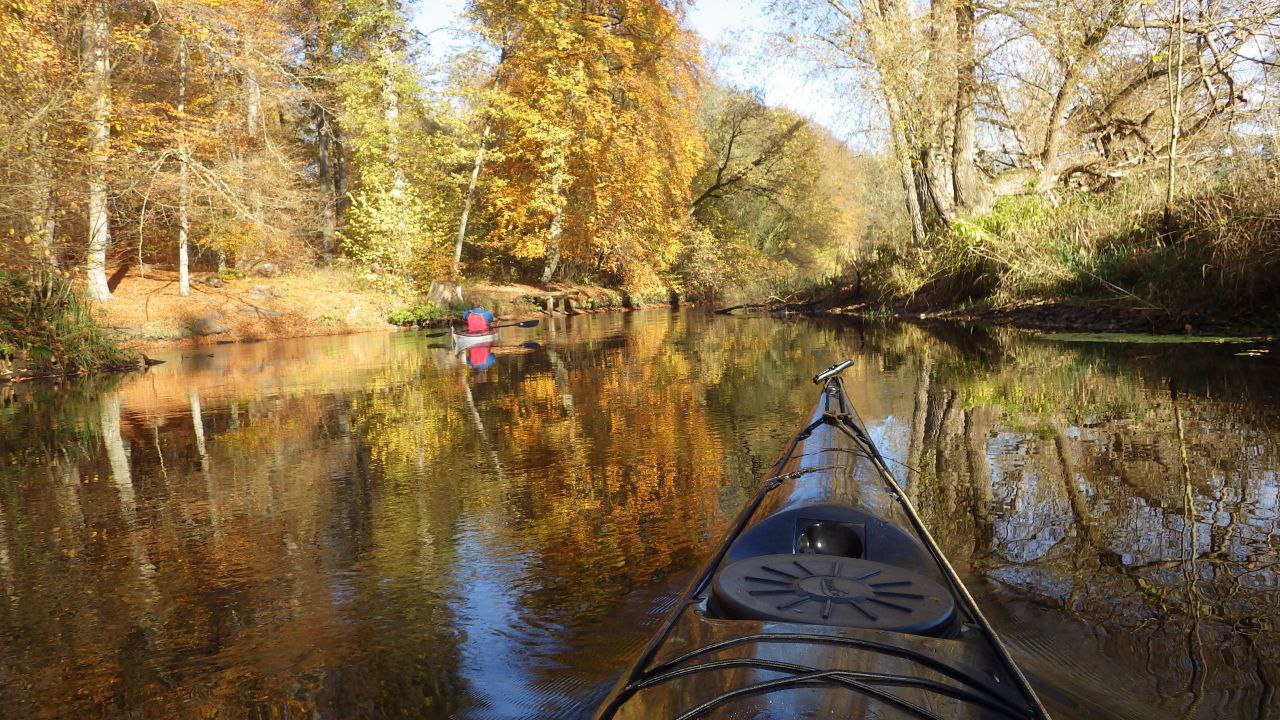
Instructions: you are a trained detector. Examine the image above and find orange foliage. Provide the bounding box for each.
[471,0,704,286]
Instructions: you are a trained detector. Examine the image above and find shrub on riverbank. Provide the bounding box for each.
[0,271,133,378]
[838,161,1280,321]
[388,302,454,327]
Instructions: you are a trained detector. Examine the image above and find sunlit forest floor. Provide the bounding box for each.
[90,267,404,350]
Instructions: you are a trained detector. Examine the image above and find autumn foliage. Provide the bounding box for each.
[471,0,704,289]
[0,0,871,326]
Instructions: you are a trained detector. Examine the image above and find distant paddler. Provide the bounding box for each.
[453,299,498,351]
[462,299,494,333]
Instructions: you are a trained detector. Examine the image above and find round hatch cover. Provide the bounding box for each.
[711,554,956,635]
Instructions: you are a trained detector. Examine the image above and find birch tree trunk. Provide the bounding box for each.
[243,48,266,271]
[382,71,405,198]
[83,0,113,301]
[453,125,490,276]
[177,35,191,297]
[244,57,263,262]
[541,212,563,284]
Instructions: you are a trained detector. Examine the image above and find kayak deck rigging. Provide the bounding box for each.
[594,361,1051,719]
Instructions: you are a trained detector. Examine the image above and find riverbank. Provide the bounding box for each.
[1,267,674,383]
[820,298,1278,336]
[88,269,672,352]
[0,271,138,384]
[793,170,1280,337]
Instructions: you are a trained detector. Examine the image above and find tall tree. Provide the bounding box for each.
[784,0,1271,238]
[176,32,191,297]
[328,0,459,293]
[471,0,703,287]
[83,0,113,300]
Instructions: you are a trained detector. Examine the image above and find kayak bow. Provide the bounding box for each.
[595,360,1051,720]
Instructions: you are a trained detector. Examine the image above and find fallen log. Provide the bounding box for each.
[714,299,818,315]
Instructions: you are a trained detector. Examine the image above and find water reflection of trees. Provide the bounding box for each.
[892,328,1280,719]
[0,319,1277,719]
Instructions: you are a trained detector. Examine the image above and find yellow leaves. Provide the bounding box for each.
[477,0,702,281]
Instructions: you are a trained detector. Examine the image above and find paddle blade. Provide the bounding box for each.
[518,341,543,350]
[514,319,540,328]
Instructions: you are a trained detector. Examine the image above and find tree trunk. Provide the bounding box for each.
[952,0,987,214]
[541,151,567,284]
[382,70,405,198]
[453,125,490,276]
[898,158,927,244]
[1164,0,1186,224]
[541,211,563,284]
[1038,0,1132,187]
[177,35,190,298]
[885,97,927,244]
[920,147,955,229]
[32,129,57,268]
[242,53,262,270]
[244,64,261,136]
[83,0,112,301]
[333,120,348,222]
[315,105,336,257]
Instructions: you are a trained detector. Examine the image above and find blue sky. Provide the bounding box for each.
[412,0,858,139]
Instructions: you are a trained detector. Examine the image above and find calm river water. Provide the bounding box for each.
[0,311,1277,719]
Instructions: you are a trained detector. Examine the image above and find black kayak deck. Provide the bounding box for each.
[595,363,1050,720]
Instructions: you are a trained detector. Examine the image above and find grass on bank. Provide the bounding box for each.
[838,160,1280,322]
[1,270,134,377]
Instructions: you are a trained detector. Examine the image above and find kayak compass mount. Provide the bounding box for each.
[813,358,854,384]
